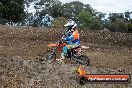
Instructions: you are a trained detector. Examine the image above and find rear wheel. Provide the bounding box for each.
[76,55,90,66]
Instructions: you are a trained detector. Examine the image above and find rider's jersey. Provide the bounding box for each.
[65,30,80,45]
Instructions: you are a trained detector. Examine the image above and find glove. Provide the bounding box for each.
[61,37,66,41]
[63,32,66,35]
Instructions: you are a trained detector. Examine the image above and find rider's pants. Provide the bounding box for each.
[61,43,79,59]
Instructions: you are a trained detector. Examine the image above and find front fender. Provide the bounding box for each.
[47,43,57,47]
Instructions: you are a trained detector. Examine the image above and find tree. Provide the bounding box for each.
[124,11,131,20]
[24,0,38,13]
[95,12,106,21]
[62,1,94,18]
[91,17,102,30]
[84,4,95,15]
[62,1,84,18]
[102,19,110,29]
[77,10,104,30]
[34,0,62,18]
[109,18,127,32]
[109,13,125,22]
[0,0,25,24]
[42,0,62,18]
[128,23,132,33]
[78,10,93,29]
[52,17,67,28]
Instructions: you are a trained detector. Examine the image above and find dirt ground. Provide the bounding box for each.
[0,26,132,88]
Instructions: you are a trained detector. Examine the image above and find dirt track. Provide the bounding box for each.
[0,26,132,87]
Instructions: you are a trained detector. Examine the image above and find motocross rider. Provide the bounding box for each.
[60,19,80,61]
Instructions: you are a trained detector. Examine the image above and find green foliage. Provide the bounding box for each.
[124,11,131,19]
[128,23,132,32]
[62,1,94,18]
[52,17,67,28]
[78,10,102,30]
[0,0,25,23]
[62,1,84,18]
[109,13,124,22]
[0,0,131,33]
[109,19,128,32]
[91,18,102,30]
[102,19,110,29]
[35,0,62,18]
[107,12,132,33]
[78,10,93,29]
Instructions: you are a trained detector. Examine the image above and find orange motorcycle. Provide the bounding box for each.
[46,33,90,66]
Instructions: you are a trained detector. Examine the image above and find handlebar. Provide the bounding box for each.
[55,30,71,45]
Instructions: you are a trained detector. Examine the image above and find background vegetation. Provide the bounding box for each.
[0,0,132,32]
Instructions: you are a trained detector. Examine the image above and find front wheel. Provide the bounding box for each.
[76,75,87,85]
[76,55,90,66]
[46,53,56,63]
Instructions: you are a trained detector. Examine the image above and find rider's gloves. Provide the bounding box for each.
[61,38,66,41]
[64,38,66,41]
[63,32,66,35]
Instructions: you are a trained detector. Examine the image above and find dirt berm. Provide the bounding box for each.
[0,26,132,88]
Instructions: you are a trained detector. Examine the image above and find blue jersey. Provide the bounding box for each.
[65,31,80,45]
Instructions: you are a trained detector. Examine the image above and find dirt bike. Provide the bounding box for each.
[45,33,90,66]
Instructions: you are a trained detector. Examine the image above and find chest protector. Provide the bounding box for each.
[72,30,79,40]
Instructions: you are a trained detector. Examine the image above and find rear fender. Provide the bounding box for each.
[81,46,89,49]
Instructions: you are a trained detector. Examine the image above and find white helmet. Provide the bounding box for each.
[45,14,49,17]
[64,20,77,31]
